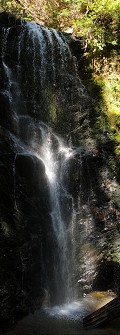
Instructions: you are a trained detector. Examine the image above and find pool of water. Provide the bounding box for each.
[6,299,120,335]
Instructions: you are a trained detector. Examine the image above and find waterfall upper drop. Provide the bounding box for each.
[2,18,87,138]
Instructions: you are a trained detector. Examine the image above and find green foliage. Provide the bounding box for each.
[101,73,120,156]
[88,71,120,169]
[1,0,120,57]
[71,0,120,59]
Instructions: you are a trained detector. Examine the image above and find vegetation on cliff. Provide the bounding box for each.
[1,1,120,55]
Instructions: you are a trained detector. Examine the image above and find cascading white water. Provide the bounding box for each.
[2,21,99,306]
[32,122,74,302]
[17,117,75,303]
[2,25,75,302]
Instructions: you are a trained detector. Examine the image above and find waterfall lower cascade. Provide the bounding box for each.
[18,118,75,304]
[1,15,120,323]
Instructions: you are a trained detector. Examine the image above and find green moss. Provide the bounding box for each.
[115,145,120,158]
[49,98,57,124]
[0,219,11,237]
[89,72,120,165]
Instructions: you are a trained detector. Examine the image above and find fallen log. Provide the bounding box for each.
[83,295,120,328]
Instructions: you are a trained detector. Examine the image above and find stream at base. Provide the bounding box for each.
[6,298,120,335]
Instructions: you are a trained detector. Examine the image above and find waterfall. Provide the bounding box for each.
[1,14,120,334]
[13,114,76,303]
[1,23,79,305]
[2,17,114,310]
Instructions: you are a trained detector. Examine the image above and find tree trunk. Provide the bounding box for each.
[83,295,120,328]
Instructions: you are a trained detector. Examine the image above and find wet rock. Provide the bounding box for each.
[0,11,22,28]
[93,259,120,295]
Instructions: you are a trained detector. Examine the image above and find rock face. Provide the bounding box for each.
[0,14,56,326]
[0,130,53,328]
[0,11,120,331]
